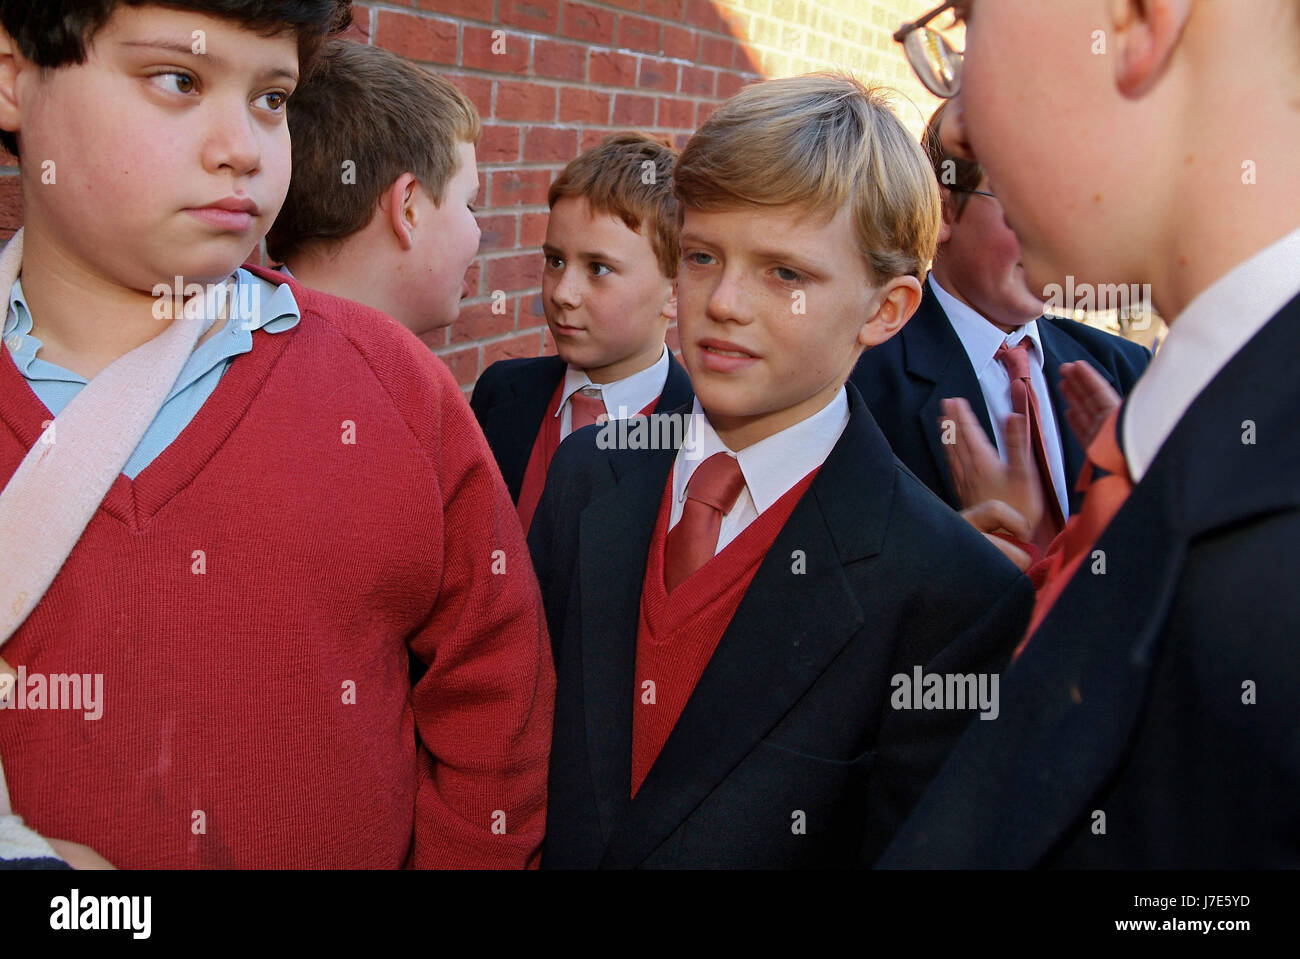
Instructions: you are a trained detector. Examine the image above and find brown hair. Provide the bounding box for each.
[672,73,939,283]
[547,132,680,279]
[923,101,984,219]
[265,38,481,263]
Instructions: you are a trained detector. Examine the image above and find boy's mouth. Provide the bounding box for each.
[697,338,759,373]
[186,196,260,233]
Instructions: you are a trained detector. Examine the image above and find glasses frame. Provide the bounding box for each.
[894,1,963,99]
[949,187,996,200]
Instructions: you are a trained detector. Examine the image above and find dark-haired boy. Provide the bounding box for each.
[470,133,693,534]
[530,75,1033,868]
[0,1,552,868]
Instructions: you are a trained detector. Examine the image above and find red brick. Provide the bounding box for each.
[589,50,638,87]
[340,4,371,42]
[601,0,641,10]
[521,293,548,329]
[464,260,482,297]
[660,23,697,61]
[638,59,677,93]
[524,127,580,164]
[0,176,22,235]
[476,214,518,253]
[462,26,528,73]
[484,330,545,366]
[374,11,457,65]
[579,128,616,151]
[449,299,517,344]
[644,0,685,18]
[680,65,716,96]
[562,2,616,45]
[479,124,521,164]
[520,212,550,248]
[699,34,734,68]
[490,168,554,206]
[559,86,611,124]
[734,45,760,74]
[495,80,557,122]
[500,0,561,34]
[618,15,661,53]
[437,346,481,386]
[416,0,488,20]
[682,0,724,33]
[612,93,655,126]
[716,71,751,100]
[696,100,719,125]
[533,38,587,81]
[445,73,492,117]
[657,96,694,130]
[486,252,544,293]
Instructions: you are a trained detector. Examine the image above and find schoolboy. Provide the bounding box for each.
[529,74,1034,868]
[0,1,553,869]
[265,38,482,337]
[879,0,1300,868]
[470,133,693,534]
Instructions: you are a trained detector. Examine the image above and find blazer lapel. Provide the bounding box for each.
[904,290,995,504]
[882,296,1300,867]
[655,351,694,412]
[600,388,895,866]
[576,436,680,845]
[478,356,564,498]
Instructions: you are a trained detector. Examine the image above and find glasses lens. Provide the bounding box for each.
[905,28,961,97]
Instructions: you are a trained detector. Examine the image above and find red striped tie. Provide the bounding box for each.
[664,452,746,593]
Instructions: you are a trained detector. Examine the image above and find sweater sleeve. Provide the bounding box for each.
[404,354,556,869]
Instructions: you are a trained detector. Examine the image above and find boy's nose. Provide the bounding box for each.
[551,268,581,307]
[202,100,262,177]
[705,271,752,325]
[939,94,978,162]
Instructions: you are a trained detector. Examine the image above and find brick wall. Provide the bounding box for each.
[0,0,945,390]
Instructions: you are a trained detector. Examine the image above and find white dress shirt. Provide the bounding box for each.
[1122,225,1300,482]
[669,387,850,554]
[931,275,1071,520]
[557,345,669,440]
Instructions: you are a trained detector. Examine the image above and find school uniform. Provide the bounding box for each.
[469,347,693,530]
[878,226,1300,868]
[530,383,1035,868]
[850,276,1150,516]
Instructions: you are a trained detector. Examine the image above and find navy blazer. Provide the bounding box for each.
[850,282,1150,514]
[529,384,1035,868]
[878,292,1300,868]
[469,351,694,504]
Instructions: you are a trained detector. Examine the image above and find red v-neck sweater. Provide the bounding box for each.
[0,264,555,869]
[631,469,817,796]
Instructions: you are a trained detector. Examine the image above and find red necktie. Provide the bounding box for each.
[568,388,605,432]
[1015,408,1132,658]
[664,452,746,593]
[995,340,1065,548]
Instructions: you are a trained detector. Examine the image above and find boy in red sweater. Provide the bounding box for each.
[0,1,553,869]
[530,74,1033,868]
[265,39,482,337]
[470,133,694,534]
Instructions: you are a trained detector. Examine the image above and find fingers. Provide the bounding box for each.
[985,533,1032,571]
[940,397,1005,509]
[961,498,1033,542]
[1060,361,1122,448]
[46,838,116,870]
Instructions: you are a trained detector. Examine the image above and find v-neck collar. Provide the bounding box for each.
[0,306,298,531]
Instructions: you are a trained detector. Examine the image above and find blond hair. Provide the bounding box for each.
[672,73,939,283]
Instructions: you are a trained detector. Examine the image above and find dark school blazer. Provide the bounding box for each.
[529,383,1035,868]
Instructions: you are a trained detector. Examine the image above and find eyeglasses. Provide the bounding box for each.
[950,187,996,200]
[894,1,963,99]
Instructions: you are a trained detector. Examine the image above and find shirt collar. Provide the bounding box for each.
[1121,224,1300,481]
[556,344,670,419]
[679,386,849,516]
[3,267,300,392]
[930,274,1044,376]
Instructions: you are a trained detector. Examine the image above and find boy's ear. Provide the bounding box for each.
[1110,0,1193,99]
[383,172,420,252]
[936,189,955,245]
[0,28,24,146]
[661,280,678,322]
[858,275,923,350]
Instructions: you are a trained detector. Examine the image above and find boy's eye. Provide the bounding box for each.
[774,266,803,284]
[152,71,197,95]
[255,91,289,112]
[685,251,716,267]
[589,263,612,278]
[545,254,564,270]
